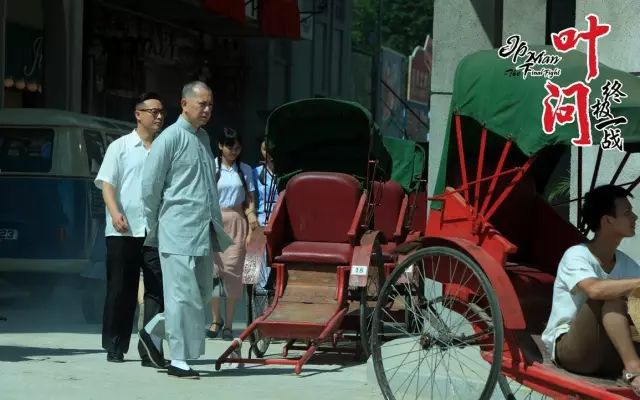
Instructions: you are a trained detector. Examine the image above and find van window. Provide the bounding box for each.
[0,128,54,173]
[84,130,105,174]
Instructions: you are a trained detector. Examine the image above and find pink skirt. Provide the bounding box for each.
[212,208,248,299]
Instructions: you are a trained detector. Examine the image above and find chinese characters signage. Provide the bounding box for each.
[499,14,629,151]
[591,79,628,151]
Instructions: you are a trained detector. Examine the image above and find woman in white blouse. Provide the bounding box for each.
[208,128,258,340]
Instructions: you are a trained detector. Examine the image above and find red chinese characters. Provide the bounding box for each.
[542,13,611,146]
[551,14,610,83]
[542,81,592,146]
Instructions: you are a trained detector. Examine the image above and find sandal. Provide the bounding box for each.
[222,327,233,341]
[206,320,224,339]
[622,370,640,396]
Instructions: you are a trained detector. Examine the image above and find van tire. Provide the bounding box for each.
[81,278,104,324]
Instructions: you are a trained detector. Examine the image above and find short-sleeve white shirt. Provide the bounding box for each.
[215,160,255,209]
[542,244,640,360]
[94,130,149,237]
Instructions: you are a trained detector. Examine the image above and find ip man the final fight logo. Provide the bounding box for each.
[498,14,629,152]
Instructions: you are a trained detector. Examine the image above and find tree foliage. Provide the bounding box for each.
[352,0,434,55]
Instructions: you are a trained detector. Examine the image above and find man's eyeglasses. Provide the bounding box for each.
[138,108,165,118]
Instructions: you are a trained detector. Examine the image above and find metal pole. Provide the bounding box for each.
[381,79,429,130]
[0,0,6,109]
[370,0,382,123]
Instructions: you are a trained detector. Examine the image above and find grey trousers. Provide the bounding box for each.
[145,251,213,360]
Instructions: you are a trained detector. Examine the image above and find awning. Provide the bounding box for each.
[202,0,246,24]
[259,0,300,40]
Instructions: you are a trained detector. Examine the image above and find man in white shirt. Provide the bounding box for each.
[542,184,639,392]
[138,81,233,379]
[95,92,165,364]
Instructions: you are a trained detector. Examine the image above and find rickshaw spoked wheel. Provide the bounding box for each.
[358,239,385,360]
[246,282,274,358]
[371,246,504,400]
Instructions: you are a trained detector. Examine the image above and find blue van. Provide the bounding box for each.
[0,108,133,321]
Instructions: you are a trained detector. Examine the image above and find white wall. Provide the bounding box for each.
[427,0,503,199]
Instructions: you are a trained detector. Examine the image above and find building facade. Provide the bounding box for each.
[1,0,83,111]
[1,0,354,165]
[242,0,354,162]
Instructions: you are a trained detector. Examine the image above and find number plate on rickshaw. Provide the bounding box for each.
[349,265,368,287]
[0,229,18,241]
[351,265,368,276]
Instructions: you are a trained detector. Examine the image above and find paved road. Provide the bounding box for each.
[0,277,382,400]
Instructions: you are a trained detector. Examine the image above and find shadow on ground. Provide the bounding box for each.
[0,345,105,362]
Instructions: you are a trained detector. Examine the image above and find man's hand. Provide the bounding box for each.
[112,212,129,233]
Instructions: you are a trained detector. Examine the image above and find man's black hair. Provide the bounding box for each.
[135,92,162,109]
[582,184,633,233]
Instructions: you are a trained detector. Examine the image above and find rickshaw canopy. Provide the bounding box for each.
[381,136,426,193]
[265,98,390,188]
[449,46,640,153]
[434,46,640,199]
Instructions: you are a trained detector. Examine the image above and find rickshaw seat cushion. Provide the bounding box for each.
[274,241,353,264]
[372,180,405,242]
[284,172,361,243]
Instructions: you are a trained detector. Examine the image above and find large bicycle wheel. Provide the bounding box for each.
[371,246,504,400]
[358,240,384,359]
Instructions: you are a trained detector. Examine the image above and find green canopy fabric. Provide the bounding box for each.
[382,136,425,192]
[434,46,640,201]
[265,98,390,189]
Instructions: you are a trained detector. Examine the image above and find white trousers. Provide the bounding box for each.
[145,251,213,360]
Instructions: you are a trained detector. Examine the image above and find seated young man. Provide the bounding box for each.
[542,184,639,391]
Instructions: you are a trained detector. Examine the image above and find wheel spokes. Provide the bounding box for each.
[372,247,503,400]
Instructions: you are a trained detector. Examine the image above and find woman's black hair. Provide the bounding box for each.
[257,135,269,186]
[216,127,248,193]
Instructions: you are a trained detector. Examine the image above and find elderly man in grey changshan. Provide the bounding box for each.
[137,81,233,379]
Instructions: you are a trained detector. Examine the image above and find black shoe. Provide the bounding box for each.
[141,357,169,368]
[138,329,164,369]
[206,321,223,339]
[167,365,199,379]
[107,351,124,363]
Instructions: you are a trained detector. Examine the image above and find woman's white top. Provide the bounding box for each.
[215,159,255,209]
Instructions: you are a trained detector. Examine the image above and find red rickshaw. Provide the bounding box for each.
[371,46,640,399]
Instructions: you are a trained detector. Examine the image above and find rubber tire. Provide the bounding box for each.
[246,284,272,358]
[358,240,385,360]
